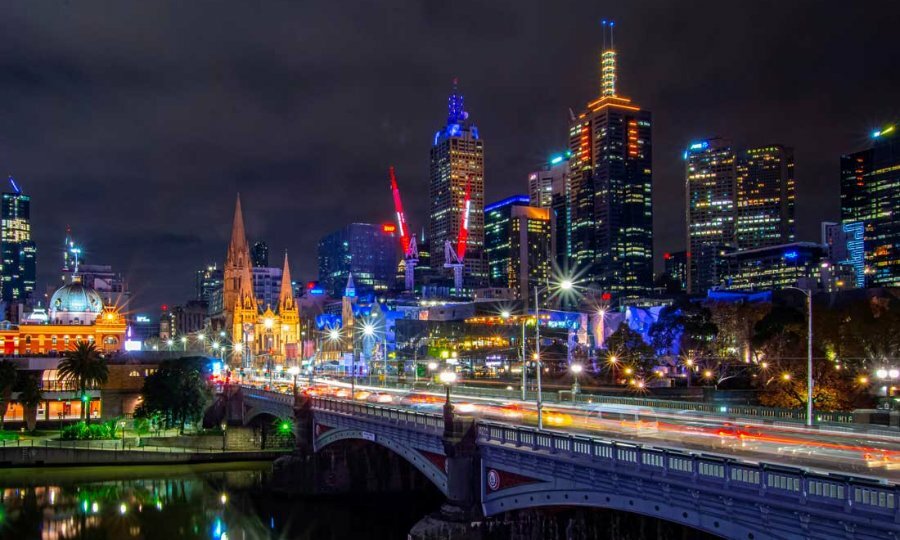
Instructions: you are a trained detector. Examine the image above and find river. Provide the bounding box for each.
[0,461,443,539]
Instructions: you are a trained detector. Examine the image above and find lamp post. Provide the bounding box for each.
[608,354,619,384]
[439,370,457,410]
[361,322,375,388]
[785,287,814,427]
[287,366,300,397]
[180,336,187,351]
[570,363,583,397]
[532,278,573,430]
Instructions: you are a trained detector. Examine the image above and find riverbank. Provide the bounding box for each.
[0,442,288,467]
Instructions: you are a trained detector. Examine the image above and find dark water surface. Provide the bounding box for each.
[0,461,442,539]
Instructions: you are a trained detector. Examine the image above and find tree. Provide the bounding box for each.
[138,357,211,434]
[57,341,109,423]
[18,373,43,432]
[605,324,656,376]
[0,360,16,430]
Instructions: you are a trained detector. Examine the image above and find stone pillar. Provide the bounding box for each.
[293,391,314,456]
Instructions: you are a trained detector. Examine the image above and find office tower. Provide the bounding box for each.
[429,80,487,287]
[662,251,687,291]
[529,153,572,271]
[735,145,796,249]
[251,241,269,268]
[821,221,865,288]
[196,263,223,302]
[720,243,826,292]
[0,178,36,304]
[841,124,900,287]
[318,223,398,297]
[484,196,552,306]
[568,23,653,298]
[685,138,737,293]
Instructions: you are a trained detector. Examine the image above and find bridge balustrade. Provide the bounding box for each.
[477,421,899,518]
[312,396,444,431]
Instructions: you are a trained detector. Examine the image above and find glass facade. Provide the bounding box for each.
[318,223,398,298]
[720,242,825,291]
[484,196,551,306]
[840,127,900,287]
[735,145,795,250]
[1,190,36,303]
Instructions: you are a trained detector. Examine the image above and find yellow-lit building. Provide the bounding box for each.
[224,196,300,368]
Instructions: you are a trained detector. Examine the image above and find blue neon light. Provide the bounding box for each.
[550,155,564,165]
[783,250,799,260]
[689,141,708,151]
[309,287,324,295]
[872,129,882,138]
[8,176,20,194]
[485,194,530,212]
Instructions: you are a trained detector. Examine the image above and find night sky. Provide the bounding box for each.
[0,1,896,314]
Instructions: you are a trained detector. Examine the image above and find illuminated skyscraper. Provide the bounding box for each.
[1,178,36,304]
[429,80,486,288]
[735,145,795,250]
[251,241,269,267]
[568,22,652,298]
[484,196,552,306]
[528,153,571,271]
[685,138,736,294]
[841,124,900,287]
[317,223,398,298]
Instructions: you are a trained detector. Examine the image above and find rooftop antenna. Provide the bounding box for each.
[600,19,617,97]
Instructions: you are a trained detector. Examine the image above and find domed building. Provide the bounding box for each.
[0,278,126,356]
[49,278,105,325]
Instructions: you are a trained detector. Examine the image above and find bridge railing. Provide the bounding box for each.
[313,397,444,431]
[243,387,295,407]
[477,420,898,518]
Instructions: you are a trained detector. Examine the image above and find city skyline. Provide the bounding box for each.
[0,2,896,310]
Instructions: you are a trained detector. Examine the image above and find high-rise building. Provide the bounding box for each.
[822,221,865,288]
[568,24,653,298]
[251,241,269,268]
[484,196,552,307]
[720,242,827,292]
[318,223,398,298]
[735,145,796,250]
[841,124,900,287]
[429,80,486,287]
[529,153,572,271]
[0,178,36,304]
[685,138,737,294]
[196,263,223,302]
[662,251,687,292]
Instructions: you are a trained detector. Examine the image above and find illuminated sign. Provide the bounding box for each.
[784,250,799,260]
[689,141,709,151]
[124,340,142,352]
[549,154,565,165]
[309,287,325,295]
[382,224,396,233]
[135,315,150,323]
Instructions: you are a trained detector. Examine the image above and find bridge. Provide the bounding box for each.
[236,386,900,540]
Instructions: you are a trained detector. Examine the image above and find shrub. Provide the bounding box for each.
[60,420,119,440]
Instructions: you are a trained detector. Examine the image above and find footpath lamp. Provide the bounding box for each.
[785,287,814,427]
[501,310,530,401]
[439,370,457,409]
[181,336,188,351]
[570,363,583,397]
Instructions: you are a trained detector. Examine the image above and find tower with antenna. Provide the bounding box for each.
[567,20,654,300]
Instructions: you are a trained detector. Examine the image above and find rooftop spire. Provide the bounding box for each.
[447,77,466,124]
[600,20,617,97]
[226,193,251,269]
[279,251,294,309]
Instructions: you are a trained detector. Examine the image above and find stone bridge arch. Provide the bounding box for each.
[313,424,449,497]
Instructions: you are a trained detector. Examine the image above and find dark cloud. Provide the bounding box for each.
[0,0,896,312]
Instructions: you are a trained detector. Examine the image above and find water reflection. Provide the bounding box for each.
[0,462,441,540]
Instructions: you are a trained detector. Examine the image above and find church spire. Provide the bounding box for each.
[344,273,356,298]
[227,194,249,265]
[279,251,294,310]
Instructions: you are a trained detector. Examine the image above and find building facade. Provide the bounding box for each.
[221,196,300,368]
[568,36,653,298]
[251,241,269,268]
[484,196,552,306]
[1,180,36,305]
[685,138,736,294]
[429,81,487,287]
[822,221,865,288]
[735,145,795,250]
[840,125,900,287]
[662,250,687,291]
[196,263,223,303]
[317,223,397,298]
[719,242,827,292]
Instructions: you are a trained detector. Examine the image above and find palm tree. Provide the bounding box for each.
[58,342,108,423]
[18,373,43,432]
[0,360,16,431]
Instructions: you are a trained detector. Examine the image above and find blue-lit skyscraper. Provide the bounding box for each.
[1,178,36,304]
[429,80,487,288]
[841,125,900,287]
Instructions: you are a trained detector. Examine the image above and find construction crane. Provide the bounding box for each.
[388,166,418,291]
[444,178,471,291]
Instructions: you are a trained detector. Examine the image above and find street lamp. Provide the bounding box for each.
[180,336,187,351]
[287,365,300,396]
[362,322,375,385]
[531,277,575,430]
[785,287,814,427]
[570,363,583,397]
[608,354,619,383]
[166,339,174,350]
[439,370,457,409]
